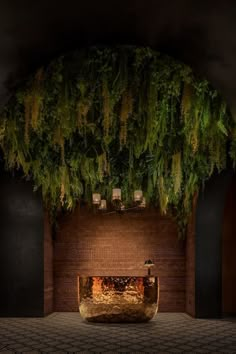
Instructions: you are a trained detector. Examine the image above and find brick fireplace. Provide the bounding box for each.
[53,208,186,312]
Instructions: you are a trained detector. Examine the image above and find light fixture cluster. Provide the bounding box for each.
[92,188,146,212]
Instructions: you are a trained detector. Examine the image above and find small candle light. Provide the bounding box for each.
[112,188,121,200]
[134,190,143,202]
[99,199,107,210]
[92,193,101,205]
[139,197,146,208]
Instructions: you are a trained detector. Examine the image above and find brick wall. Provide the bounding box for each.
[185,194,197,317]
[54,208,185,312]
[44,211,53,315]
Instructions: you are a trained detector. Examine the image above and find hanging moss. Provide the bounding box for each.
[120,89,133,146]
[158,176,169,214]
[171,152,182,195]
[24,94,31,145]
[102,79,111,137]
[0,46,233,238]
[31,68,44,129]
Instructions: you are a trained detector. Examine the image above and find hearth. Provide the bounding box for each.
[78,276,158,322]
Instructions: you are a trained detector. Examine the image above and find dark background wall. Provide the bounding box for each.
[0,168,45,316]
[222,175,236,315]
[195,170,233,318]
[54,208,185,312]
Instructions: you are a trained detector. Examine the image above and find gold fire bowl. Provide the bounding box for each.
[78,276,158,323]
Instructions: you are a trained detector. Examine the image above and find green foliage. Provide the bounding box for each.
[0,46,233,237]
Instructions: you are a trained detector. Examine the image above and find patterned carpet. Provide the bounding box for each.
[0,313,235,353]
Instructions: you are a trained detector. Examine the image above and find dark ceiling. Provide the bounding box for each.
[0,0,236,111]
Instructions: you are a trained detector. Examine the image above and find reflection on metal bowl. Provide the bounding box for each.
[78,276,158,323]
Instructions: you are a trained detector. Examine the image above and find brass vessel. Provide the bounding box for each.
[78,276,158,322]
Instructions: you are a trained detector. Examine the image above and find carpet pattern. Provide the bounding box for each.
[0,313,235,353]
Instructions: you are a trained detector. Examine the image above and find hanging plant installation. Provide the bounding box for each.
[0,46,235,237]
